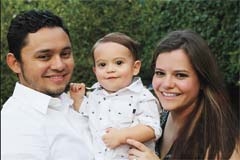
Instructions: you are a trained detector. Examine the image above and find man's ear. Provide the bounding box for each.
[6,53,21,74]
[133,60,141,76]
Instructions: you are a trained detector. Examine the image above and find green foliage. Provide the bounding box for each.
[1,0,239,106]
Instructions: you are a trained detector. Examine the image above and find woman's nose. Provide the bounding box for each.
[162,76,175,89]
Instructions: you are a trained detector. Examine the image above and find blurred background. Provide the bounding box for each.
[1,0,239,119]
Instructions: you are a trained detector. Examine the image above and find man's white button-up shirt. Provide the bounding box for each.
[1,82,93,160]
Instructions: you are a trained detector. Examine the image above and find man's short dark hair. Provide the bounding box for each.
[7,10,70,61]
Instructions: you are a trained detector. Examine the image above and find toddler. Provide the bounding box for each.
[70,32,162,160]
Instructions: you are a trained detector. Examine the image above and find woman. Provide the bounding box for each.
[127,30,239,160]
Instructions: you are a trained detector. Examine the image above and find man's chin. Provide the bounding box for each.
[46,87,66,97]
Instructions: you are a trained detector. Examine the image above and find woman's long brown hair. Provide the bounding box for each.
[152,30,239,159]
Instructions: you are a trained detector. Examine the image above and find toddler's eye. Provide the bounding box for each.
[98,63,106,67]
[116,60,123,65]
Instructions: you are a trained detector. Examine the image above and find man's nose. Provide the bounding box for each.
[50,56,65,71]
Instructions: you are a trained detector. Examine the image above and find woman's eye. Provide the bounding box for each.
[154,71,165,77]
[176,73,188,79]
[116,60,123,65]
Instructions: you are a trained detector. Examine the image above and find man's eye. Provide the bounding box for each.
[61,52,71,58]
[116,61,123,65]
[38,55,50,60]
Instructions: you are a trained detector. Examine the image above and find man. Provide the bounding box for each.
[1,10,93,160]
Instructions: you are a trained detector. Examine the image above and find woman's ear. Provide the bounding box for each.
[6,53,21,74]
[92,66,96,74]
[200,83,205,90]
[133,60,141,76]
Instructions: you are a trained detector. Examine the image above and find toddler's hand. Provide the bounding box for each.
[69,83,85,111]
[102,128,123,149]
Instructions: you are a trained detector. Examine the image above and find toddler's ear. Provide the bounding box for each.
[133,60,141,75]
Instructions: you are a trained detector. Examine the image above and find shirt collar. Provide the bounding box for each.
[12,82,73,114]
[124,77,144,92]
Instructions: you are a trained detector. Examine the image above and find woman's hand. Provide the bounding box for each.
[127,139,160,160]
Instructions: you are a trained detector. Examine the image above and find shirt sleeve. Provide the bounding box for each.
[135,96,162,140]
[78,96,89,117]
